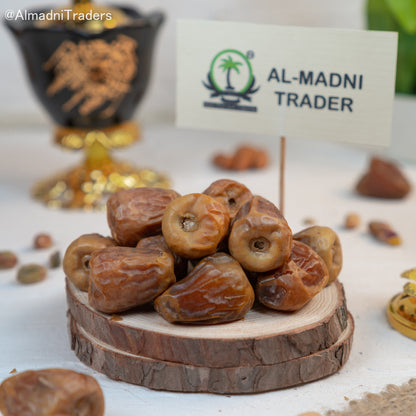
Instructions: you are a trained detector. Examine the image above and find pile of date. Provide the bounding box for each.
[64,179,343,324]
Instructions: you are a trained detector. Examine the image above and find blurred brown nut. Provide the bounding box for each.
[63,233,116,291]
[162,193,230,259]
[33,233,53,249]
[228,195,292,272]
[252,148,269,168]
[344,213,361,229]
[154,252,254,324]
[294,226,342,285]
[212,154,233,170]
[136,234,188,280]
[0,251,18,270]
[17,264,47,284]
[203,179,253,221]
[107,187,180,246]
[89,246,175,314]
[212,145,269,171]
[0,368,104,416]
[49,251,61,269]
[356,157,411,199]
[231,146,254,170]
[256,240,329,311]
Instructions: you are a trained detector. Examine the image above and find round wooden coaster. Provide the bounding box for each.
[66,278,349,367]
[69,312,354,394]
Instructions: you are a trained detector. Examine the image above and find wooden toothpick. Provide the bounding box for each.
[279,136,286,216]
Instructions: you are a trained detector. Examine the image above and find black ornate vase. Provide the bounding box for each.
[5,4,169,209]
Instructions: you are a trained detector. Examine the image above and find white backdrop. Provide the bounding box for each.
[0,0,365,127]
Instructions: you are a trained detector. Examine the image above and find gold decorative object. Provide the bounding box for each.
[387,268,416,340]
[6,0,167,210]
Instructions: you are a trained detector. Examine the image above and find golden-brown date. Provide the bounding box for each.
[161,193,230,259]
[107,187,180,246]
[203,179,253,221]
[89,246,175,314]
[228,196,292,272]
[0,368,104,416]
[154,252,254,324]
[63,233,116,291]
[294,226,342,285]
[136,235,188,280]
[256,240,329,311]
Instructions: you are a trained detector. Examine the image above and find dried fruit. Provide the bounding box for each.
[356,156,411,199]
[256,240,329,311]
[33,233,53,249]
[154,252,254,324]
[107,187,180,246]
[203,179,253,221]
[89,246,175,314]
[0,251,17,270]
[49,251,61,269]
[17,264,47,284]
[294,226,342,285]
[213,145,269,171]
[344,213,361,229]
[0,368,104,416]
[368,221,401,245]
[136,234,188,280]
[228,196,292,272]
[162,193,230,259]
[63,233,116,291]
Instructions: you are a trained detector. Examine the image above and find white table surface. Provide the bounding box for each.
[1,120,415,416]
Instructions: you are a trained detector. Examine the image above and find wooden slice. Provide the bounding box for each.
[69,312,354,394]
[66,278,350,367]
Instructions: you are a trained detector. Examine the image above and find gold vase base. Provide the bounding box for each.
[32,160,170,211]
[387,293,416,341]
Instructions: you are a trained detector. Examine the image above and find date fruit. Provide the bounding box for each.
[89,246,175,314]
[63,233,116,292]
[203,179,253,221]
[294,226,342,285]
[0,368,104,416]
[154,252,254,324]
[356,156,411,199]
[228,196,292,272]
[107,187,180,246]
[256,240,329,311]
[136,234,188,280]
[162,193,230,259]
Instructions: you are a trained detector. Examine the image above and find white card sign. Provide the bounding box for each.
[176,20,398,146]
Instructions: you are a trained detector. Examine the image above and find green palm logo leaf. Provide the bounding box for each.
[218,55,243,90]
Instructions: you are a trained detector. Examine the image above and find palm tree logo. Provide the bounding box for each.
[219,55,242,91]
[203,49,260,111]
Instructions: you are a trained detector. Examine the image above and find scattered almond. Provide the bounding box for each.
[356,156,411,199]
[213,144,269,171]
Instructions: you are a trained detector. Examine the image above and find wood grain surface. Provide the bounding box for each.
[66,278,349,367]
[69,312,354,394]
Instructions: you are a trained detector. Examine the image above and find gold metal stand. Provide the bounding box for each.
[32,122,170,210]
[387,269,416,341]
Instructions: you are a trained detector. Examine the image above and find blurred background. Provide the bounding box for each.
[1,0,415,160]
[0,0,366,127]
